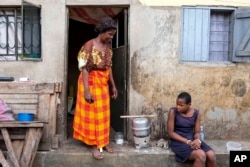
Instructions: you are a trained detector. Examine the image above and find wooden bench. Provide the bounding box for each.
[0,82,61,151]
[0,121,44,167]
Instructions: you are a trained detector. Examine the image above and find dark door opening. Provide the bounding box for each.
[66,7,128,140]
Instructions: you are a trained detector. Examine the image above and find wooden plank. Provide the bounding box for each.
[12,141,24,160]
[54,82,62,93]
[50,93,59,149]
[236,50,250,56]
[20,127,43,167]
[1,93,39,115]
[0,83,56,94]
[1,128,20,167]
[49,94,57,139]
[0,94,38,100]
[7,140,24,166]
[11,109,37,115]
[3,99,38,104]
[236,11,250,18]
[8,104,37,110]
[0,135,26,140]
[37,94,50,123]
[0,149,10,167]
[37,94,50,142]
[0,122,44,128]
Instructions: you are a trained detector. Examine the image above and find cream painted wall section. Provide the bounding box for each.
[0,0,66,82]
[140,0,250,6]
[0,0,20,5]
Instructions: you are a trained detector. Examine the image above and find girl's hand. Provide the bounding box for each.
[190,139,201,150]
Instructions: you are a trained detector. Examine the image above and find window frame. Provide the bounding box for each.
[0,1,41,61]
[181,6,236,63]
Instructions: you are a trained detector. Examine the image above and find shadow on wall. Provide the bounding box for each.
[141,103,169,140]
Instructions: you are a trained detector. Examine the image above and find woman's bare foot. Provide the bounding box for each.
[104,145,113,153]
[91,147,103,160]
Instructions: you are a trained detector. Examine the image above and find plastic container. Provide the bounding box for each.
[115,132,124,145]
[200,125,205,140]
[226,141,242,152]
[17,113,35,122]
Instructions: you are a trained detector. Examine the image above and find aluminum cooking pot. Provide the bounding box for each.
[131,118,150,137]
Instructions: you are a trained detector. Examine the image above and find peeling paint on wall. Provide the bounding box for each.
[231,79,247,97]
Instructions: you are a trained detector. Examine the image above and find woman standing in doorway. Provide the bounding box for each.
[73,17,118,160]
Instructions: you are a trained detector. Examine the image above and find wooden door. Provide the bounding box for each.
[110,9,128,136]
[233,8,250,62]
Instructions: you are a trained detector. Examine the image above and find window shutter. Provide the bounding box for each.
[21,0,41,59]
[182,8,210,61]
[233,8,250,62]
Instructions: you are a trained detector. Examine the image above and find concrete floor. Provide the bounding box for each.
[34,115,247,167]
[31,135,250,167]
[59,137,250,155]
[31,115,250,167]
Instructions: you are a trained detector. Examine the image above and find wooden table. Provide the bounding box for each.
[0,121,44,167]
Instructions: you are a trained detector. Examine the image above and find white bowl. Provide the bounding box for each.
[226,141,242,152]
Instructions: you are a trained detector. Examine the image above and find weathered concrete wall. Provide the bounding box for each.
[1,0,250,142]
[128,5,250,140]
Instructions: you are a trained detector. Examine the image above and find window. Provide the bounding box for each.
[209,11,231,61]
[181,7,250,63]
[0,2,41,61]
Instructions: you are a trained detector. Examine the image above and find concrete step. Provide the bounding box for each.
[32,139,250,167]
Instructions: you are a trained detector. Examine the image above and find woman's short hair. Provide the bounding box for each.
[94,17,117,33]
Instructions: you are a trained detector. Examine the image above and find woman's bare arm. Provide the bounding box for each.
[108,68,118,99]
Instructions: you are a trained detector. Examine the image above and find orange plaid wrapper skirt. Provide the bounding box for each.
[73,69,110,149]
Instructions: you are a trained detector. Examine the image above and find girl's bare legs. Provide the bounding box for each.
[206,150,217,167]
[189,150,206,167]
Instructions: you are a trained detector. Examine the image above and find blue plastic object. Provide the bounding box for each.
[17,113,34,122]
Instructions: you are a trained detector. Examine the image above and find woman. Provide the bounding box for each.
[167,92,217,167]
[73,17,118,160]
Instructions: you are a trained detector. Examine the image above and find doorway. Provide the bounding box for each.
[66,6,129,140]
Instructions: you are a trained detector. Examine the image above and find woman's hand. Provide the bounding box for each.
[84,89,94,103]
[111,86,118,99]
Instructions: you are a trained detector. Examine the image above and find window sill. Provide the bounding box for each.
[179,61,236,67]
[21,58,42,61]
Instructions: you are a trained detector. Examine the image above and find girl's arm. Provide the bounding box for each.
[190,111,202,149]
[194,111,201,140]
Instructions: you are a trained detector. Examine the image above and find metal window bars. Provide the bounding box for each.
[0,6,41,61]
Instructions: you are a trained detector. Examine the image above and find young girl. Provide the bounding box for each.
[167,92,217,167]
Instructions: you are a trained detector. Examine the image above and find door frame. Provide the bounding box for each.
[64,5,130,140]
